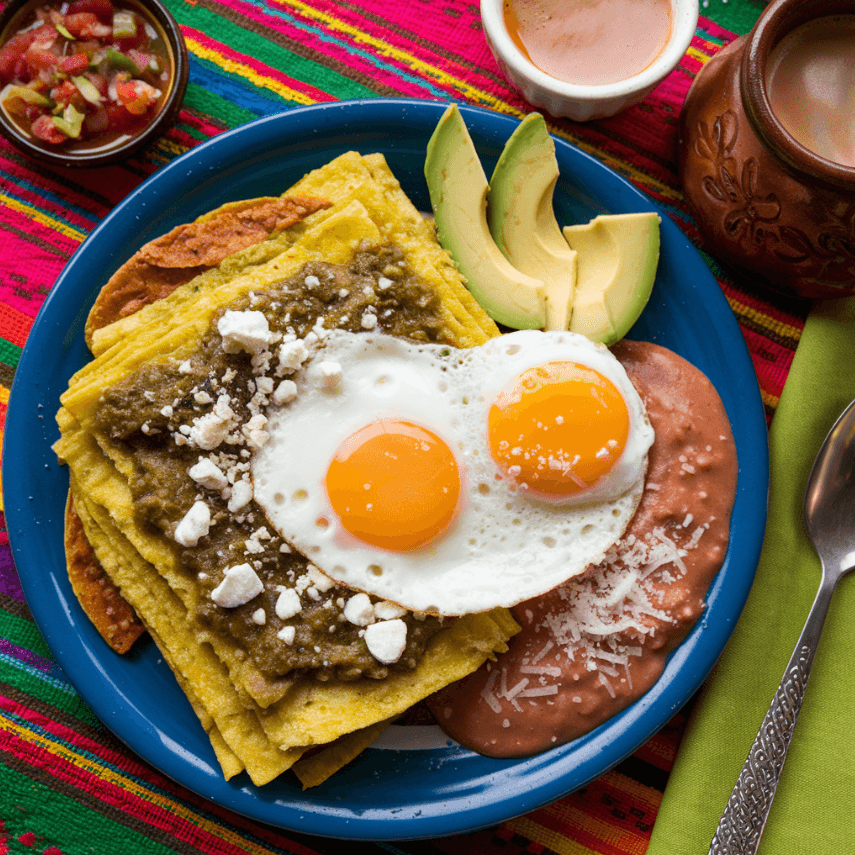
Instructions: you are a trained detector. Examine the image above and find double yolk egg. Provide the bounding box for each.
[252,330,654,616]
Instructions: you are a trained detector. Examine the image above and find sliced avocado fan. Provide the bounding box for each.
[488,113,578,332]
[424,104,547,330]
[563,213,660,347]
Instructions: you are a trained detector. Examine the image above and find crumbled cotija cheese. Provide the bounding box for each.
[211,563,263,607]
[174,501,211,547]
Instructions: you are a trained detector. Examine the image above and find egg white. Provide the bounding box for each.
[251,329,653,616]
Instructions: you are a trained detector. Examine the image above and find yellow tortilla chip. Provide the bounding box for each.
[71,484,303,785]
[291,718,396,790]
[54,151,516,787]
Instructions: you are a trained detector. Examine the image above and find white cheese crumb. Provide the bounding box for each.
[364,619,407,664]
[242,413,269,449]
[377,276,393,290]
[304,274,320,289]
[228,479,253,512]
[218,309,272,355]
[277,626,296,644]
[189,412,229,450]
[307,565,336,592]
[251,608,266,625]
[173,501,211,547]
[244,536,264,555]
[272,379,298,405]
[277,339,310,375]
[275,588,302,620]
[189,395,233,450]
[211,563,263,608]
[255,375,274,395]
[160,404,174,418]
[374,600,407,620]
[316,360,342,388]
[343,593,375,626]
[312,316,328,340]
[178,359,192,374]
[360,311,378,330]
[188,458,228,491]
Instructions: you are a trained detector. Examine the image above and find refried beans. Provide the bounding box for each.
[427,340,738,756]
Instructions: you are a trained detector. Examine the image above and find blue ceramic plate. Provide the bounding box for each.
[3,99,768,840]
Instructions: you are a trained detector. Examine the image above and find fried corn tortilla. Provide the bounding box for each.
[84,195,333,346]
[54,151,519,787]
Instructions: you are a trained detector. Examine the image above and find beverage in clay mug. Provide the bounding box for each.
[678,0,855,300]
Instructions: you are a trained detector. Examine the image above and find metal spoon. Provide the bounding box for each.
[709,397,855,855]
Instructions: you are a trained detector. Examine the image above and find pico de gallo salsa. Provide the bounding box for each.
[0,0,173,152]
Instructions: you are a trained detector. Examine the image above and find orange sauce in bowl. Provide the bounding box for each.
[502,0,673,87]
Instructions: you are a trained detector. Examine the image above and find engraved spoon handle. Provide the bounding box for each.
[708,576,836,855]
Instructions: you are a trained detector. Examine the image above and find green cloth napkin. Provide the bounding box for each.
[648,296,855,855]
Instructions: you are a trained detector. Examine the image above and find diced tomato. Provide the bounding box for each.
[49,79,84,109]
[114,79,159,115]
[116,80,160,116]
[24,47,59,79]
[30,113,67,144]
[64,12,112,40]
[67,0,114,24]
[28,23,59,50]
[59,52,91,75]
[0,30,44,82]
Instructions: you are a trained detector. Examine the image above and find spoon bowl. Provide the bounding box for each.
[709,397,855,855]
[803,402,855,574]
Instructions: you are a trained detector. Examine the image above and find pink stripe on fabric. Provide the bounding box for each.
[172,106,229,141]
[0,217,79,318]
[219,0,505,103]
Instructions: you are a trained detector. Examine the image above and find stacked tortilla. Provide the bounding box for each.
[53,152,520,787]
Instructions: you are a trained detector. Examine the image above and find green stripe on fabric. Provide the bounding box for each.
[1,661,101,729]
[0,764,184,855]
[0,337,22,370]
[0,611,53,660]
[176,3,375,101]
[184,81,258,130]
[703,0,763,36]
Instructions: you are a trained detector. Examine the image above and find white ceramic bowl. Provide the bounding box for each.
[481,0,699,121]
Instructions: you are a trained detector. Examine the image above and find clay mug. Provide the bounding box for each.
[678,0,855,299]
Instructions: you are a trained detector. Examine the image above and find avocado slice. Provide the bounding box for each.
[488,113,578,331]
[425,105,546,330]
[562,213,660,346]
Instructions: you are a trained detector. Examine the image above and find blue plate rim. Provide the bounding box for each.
[2,97,769,841]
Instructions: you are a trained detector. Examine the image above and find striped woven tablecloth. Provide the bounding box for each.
[0,1,809,853]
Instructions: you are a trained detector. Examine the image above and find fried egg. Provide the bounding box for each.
[251,329,654,615]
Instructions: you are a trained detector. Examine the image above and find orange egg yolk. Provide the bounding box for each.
[488,361,630,497]
[324,419,462,551]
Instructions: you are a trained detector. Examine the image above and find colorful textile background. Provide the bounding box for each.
[0,1,806,853]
